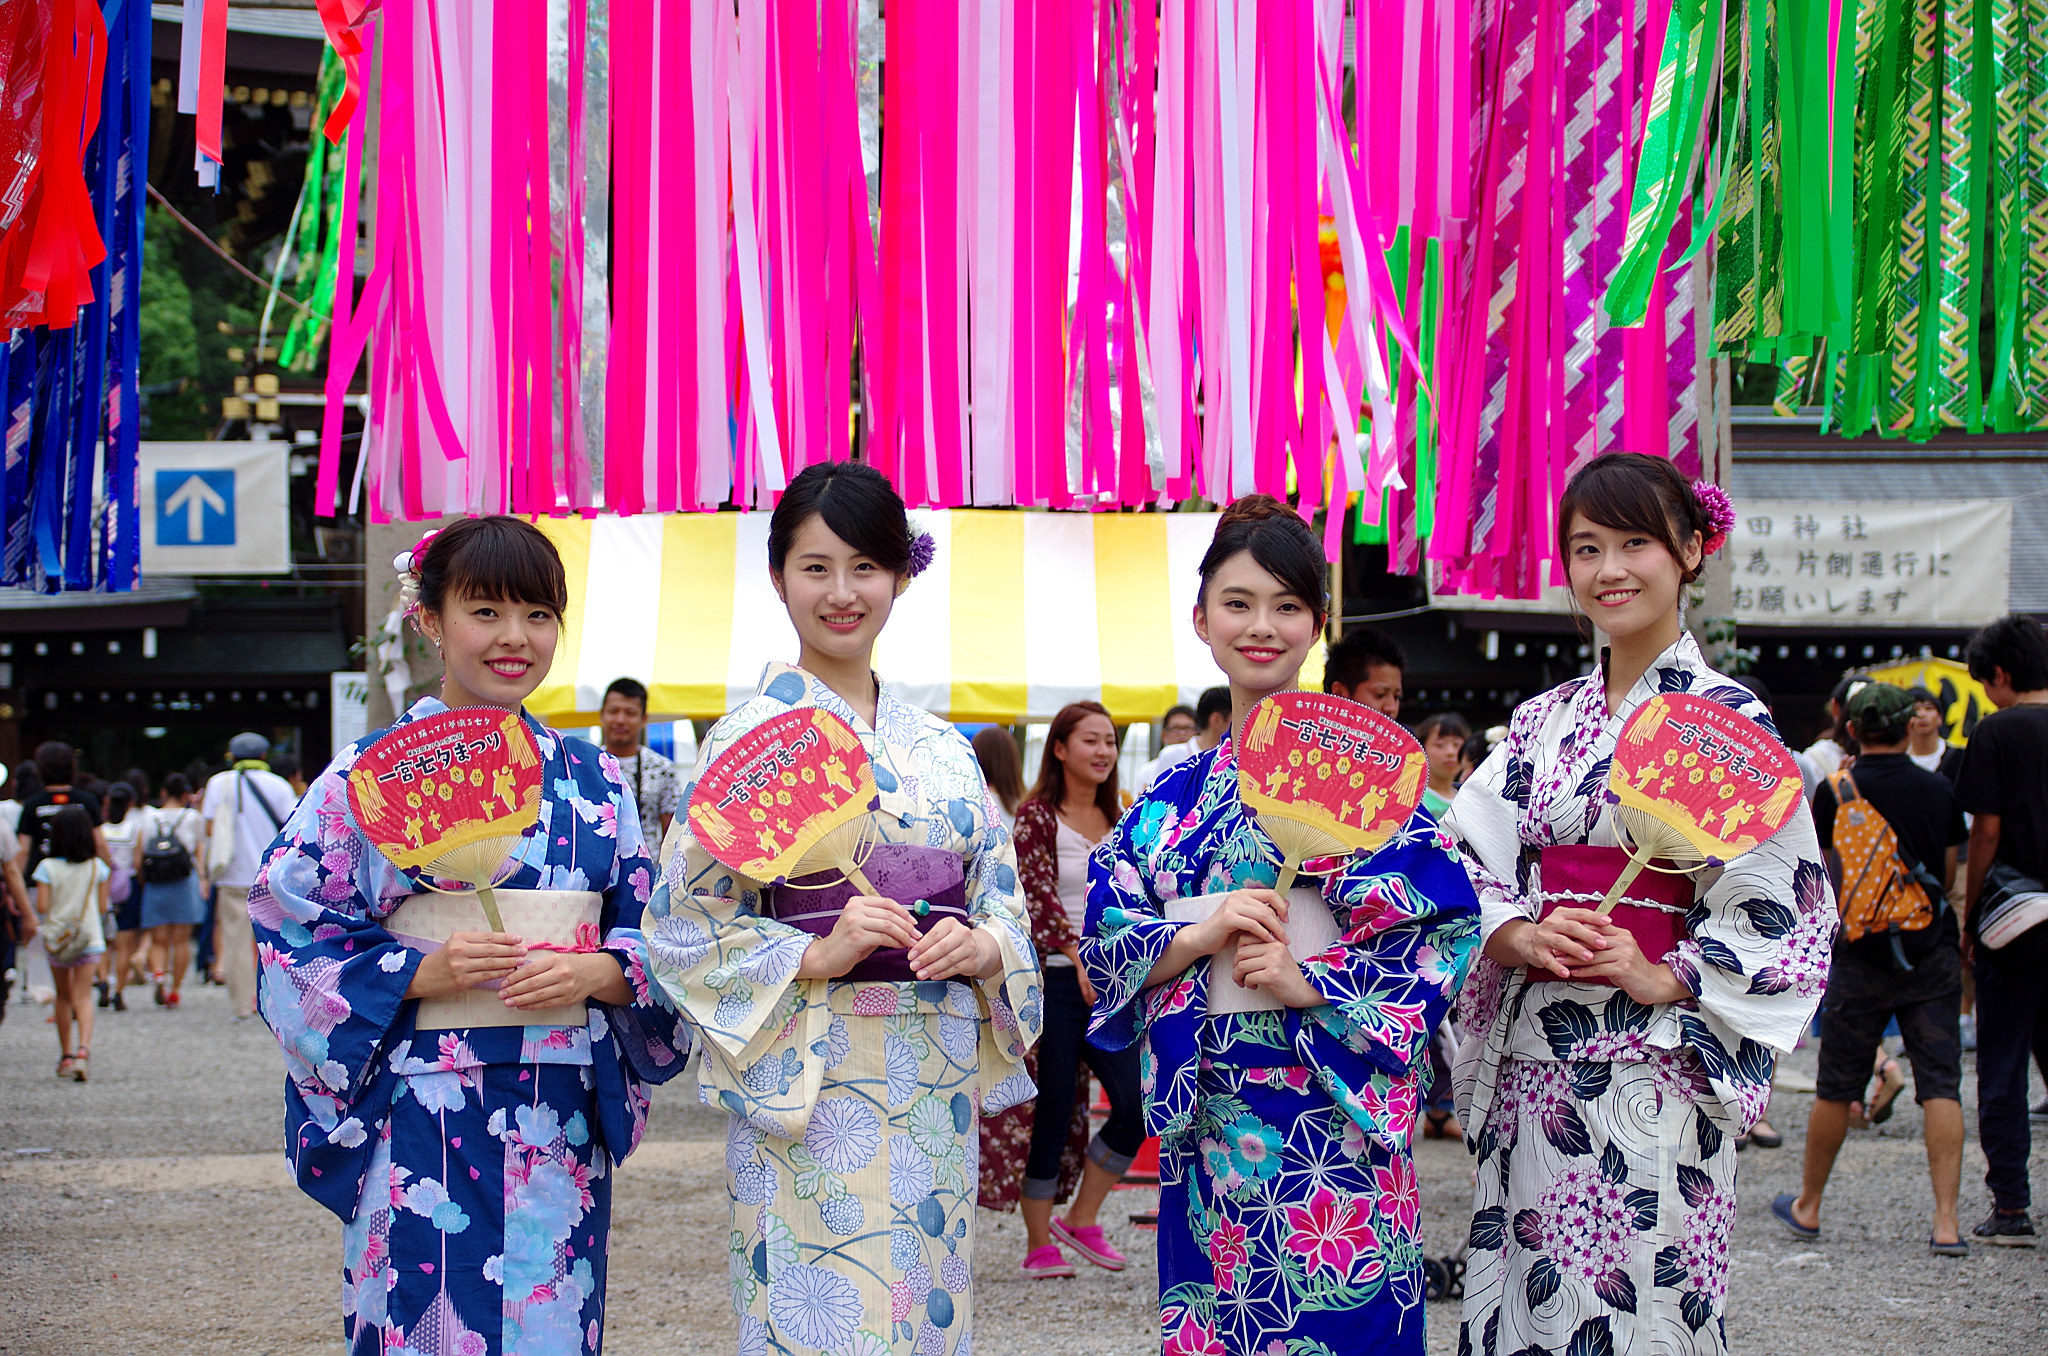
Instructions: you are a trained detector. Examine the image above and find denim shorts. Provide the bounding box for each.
[1815,943,1963,1105]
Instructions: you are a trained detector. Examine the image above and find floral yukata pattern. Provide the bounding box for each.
[1081,737,1480,1356]
[252,697,688,1356]
[1441,635,1834,1356]
[642,664,1041,1356]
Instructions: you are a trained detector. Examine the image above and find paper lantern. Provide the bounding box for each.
[687,708,881,894]
[1237,691,1427,890]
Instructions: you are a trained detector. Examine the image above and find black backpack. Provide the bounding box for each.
[141,810,195,883]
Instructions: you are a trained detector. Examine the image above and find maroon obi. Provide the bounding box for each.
[770,844,970,982]
[1537,844,1694,985]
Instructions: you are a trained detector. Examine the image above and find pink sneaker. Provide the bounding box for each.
[1020,1244,1075,1279]
[1050,1218,1127,1271]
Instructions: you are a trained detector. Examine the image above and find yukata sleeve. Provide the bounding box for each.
[1013,800,1077,960]
[1440,728,1539,945]
[1290,829,1483,1122]
[963,781,1043,1107]
[590,752,689,1086]
[639,713,822,1136]
[1079,792,1187,1054]
[247,762,421,1176]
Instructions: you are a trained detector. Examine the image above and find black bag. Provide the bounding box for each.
[141,810,195,884]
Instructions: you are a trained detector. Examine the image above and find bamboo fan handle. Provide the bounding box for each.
[1274,857,1304,896]
[1593,857,1648,918]
[474,882,508,933]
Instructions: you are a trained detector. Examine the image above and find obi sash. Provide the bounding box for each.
[771,844,970,983]
[1536,844,1693,984]
[386,889,601,1029]
[1163,887,1340,1014]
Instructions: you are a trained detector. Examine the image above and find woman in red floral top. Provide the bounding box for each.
[980,702,1147,1279]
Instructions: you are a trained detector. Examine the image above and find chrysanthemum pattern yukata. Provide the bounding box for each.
[251,697,688,1356]
[1081,738,1481,1356]
[1441,634,1834,1356]
[642,663,1042,1356]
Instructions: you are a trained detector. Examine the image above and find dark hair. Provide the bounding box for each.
[768,461,912,575]
[1028,701,1122,824]
[120,767,151,801]
[1196,495,1327,618]
[1195,686,1232,730]
[1556,452,1710,586]
[105,781,136,825]
[270,751,301,783]
[34,741,75,789]
[1734,674,1774,711]
[1416,712,1472,746]
[161,772,192,801]
[417,516,569,620]
[1161,704,1196,727]
[970,727,1025,817]
[605,677,649,712]
[1965,614,2048,692]
[47,804,95,864]
[1326,626,1407,694]
[1459,732,1490,768]
[11,761,40,800]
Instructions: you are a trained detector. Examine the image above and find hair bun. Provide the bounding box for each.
[1216,493,1299,529]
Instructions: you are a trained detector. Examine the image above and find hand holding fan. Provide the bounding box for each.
[1599,694,1804,914]
[347,709,545,932]
[687,709,881,894]
[1236,692,1429,891]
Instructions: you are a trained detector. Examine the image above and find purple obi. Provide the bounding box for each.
[1537,844,1694,985]
[771,844,970,982]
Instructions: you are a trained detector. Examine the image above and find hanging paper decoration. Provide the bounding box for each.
[270,49,354,375]
[0,0,148,595]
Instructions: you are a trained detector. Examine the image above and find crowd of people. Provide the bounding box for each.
[16,452,2043,1355]
[0,732,307,1080]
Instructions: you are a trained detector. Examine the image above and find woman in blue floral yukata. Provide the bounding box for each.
[1081,495,1482,1356]
[251,516,687,1356]
[1441,454,1833,1356]
[641,461,1041,1356]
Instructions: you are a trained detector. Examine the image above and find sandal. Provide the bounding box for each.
[1423,1109,1464,1141]
[153,975,166,1007]
[1746,1118,1784,1149]
[70,1046,88,1082]
[1869,1059,1906,1126]
[56,1051,76,1078]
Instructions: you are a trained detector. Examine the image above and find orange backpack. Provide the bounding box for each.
[1828,768,1939,942]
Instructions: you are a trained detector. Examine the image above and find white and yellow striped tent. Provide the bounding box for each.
[528,510,1316,726]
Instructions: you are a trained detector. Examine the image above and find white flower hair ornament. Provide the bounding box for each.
[393,529,442,622]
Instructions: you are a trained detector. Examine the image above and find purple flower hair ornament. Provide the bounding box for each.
[1693,482,1736,557]
[907,526,936,579]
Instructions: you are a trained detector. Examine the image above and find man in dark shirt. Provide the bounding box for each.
[1953,614,2048,1246]
[15,741,104,879]
[1778,681,1970,1253]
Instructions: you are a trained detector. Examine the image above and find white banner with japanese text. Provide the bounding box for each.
[1727,500,2010,626]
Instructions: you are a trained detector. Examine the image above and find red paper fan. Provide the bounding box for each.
[347,709,544,927]
[687,708,880,889]
[1608,693,1802,868]
[1236,692,1427,889]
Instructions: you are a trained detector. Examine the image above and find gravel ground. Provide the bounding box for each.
[2,979,2043,1354]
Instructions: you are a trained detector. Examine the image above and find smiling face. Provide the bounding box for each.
[1193,551,1322,707]
[771,513,905,668]
[601,691,647,753]
[1162,712,1197,746]
[1563,512,1701,645]
[417,592,559,711]
[1053,711,1120,792]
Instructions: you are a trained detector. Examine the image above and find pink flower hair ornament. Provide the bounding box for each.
[1693,482,1736,557]
[393,529,442,620]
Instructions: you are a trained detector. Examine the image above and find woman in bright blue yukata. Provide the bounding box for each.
[251,516,687,1356]
[1081,495,1482,1356]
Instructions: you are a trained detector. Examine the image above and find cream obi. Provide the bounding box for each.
[1163,887,1341,1014]
[385,889,602,1030]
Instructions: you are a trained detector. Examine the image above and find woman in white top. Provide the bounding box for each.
[138,773,209,1008]
[985,701,1146,1278]
[96,783,146,1011]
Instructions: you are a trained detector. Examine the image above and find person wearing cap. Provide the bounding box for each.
[1775,680,1971,1255]
[200,734,298,1019]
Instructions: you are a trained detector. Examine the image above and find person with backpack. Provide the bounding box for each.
[1774,681,1972,1255]
[95,782,145,1012]
[138,773,206,1009]
[199,735,296,1020]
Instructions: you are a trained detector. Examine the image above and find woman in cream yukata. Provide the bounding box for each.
[1442,455,1834,1356]
[1082,496,1481,1356]
[641,463,1040,1356]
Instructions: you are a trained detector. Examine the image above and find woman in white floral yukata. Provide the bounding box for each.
[251,516,688,1355]
[1441,453,1834,1356]
[641,461,1041,1356]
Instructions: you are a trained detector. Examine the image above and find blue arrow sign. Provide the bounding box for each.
[156,469,236,546]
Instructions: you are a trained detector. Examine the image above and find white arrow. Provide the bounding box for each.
[164,474,227,541]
